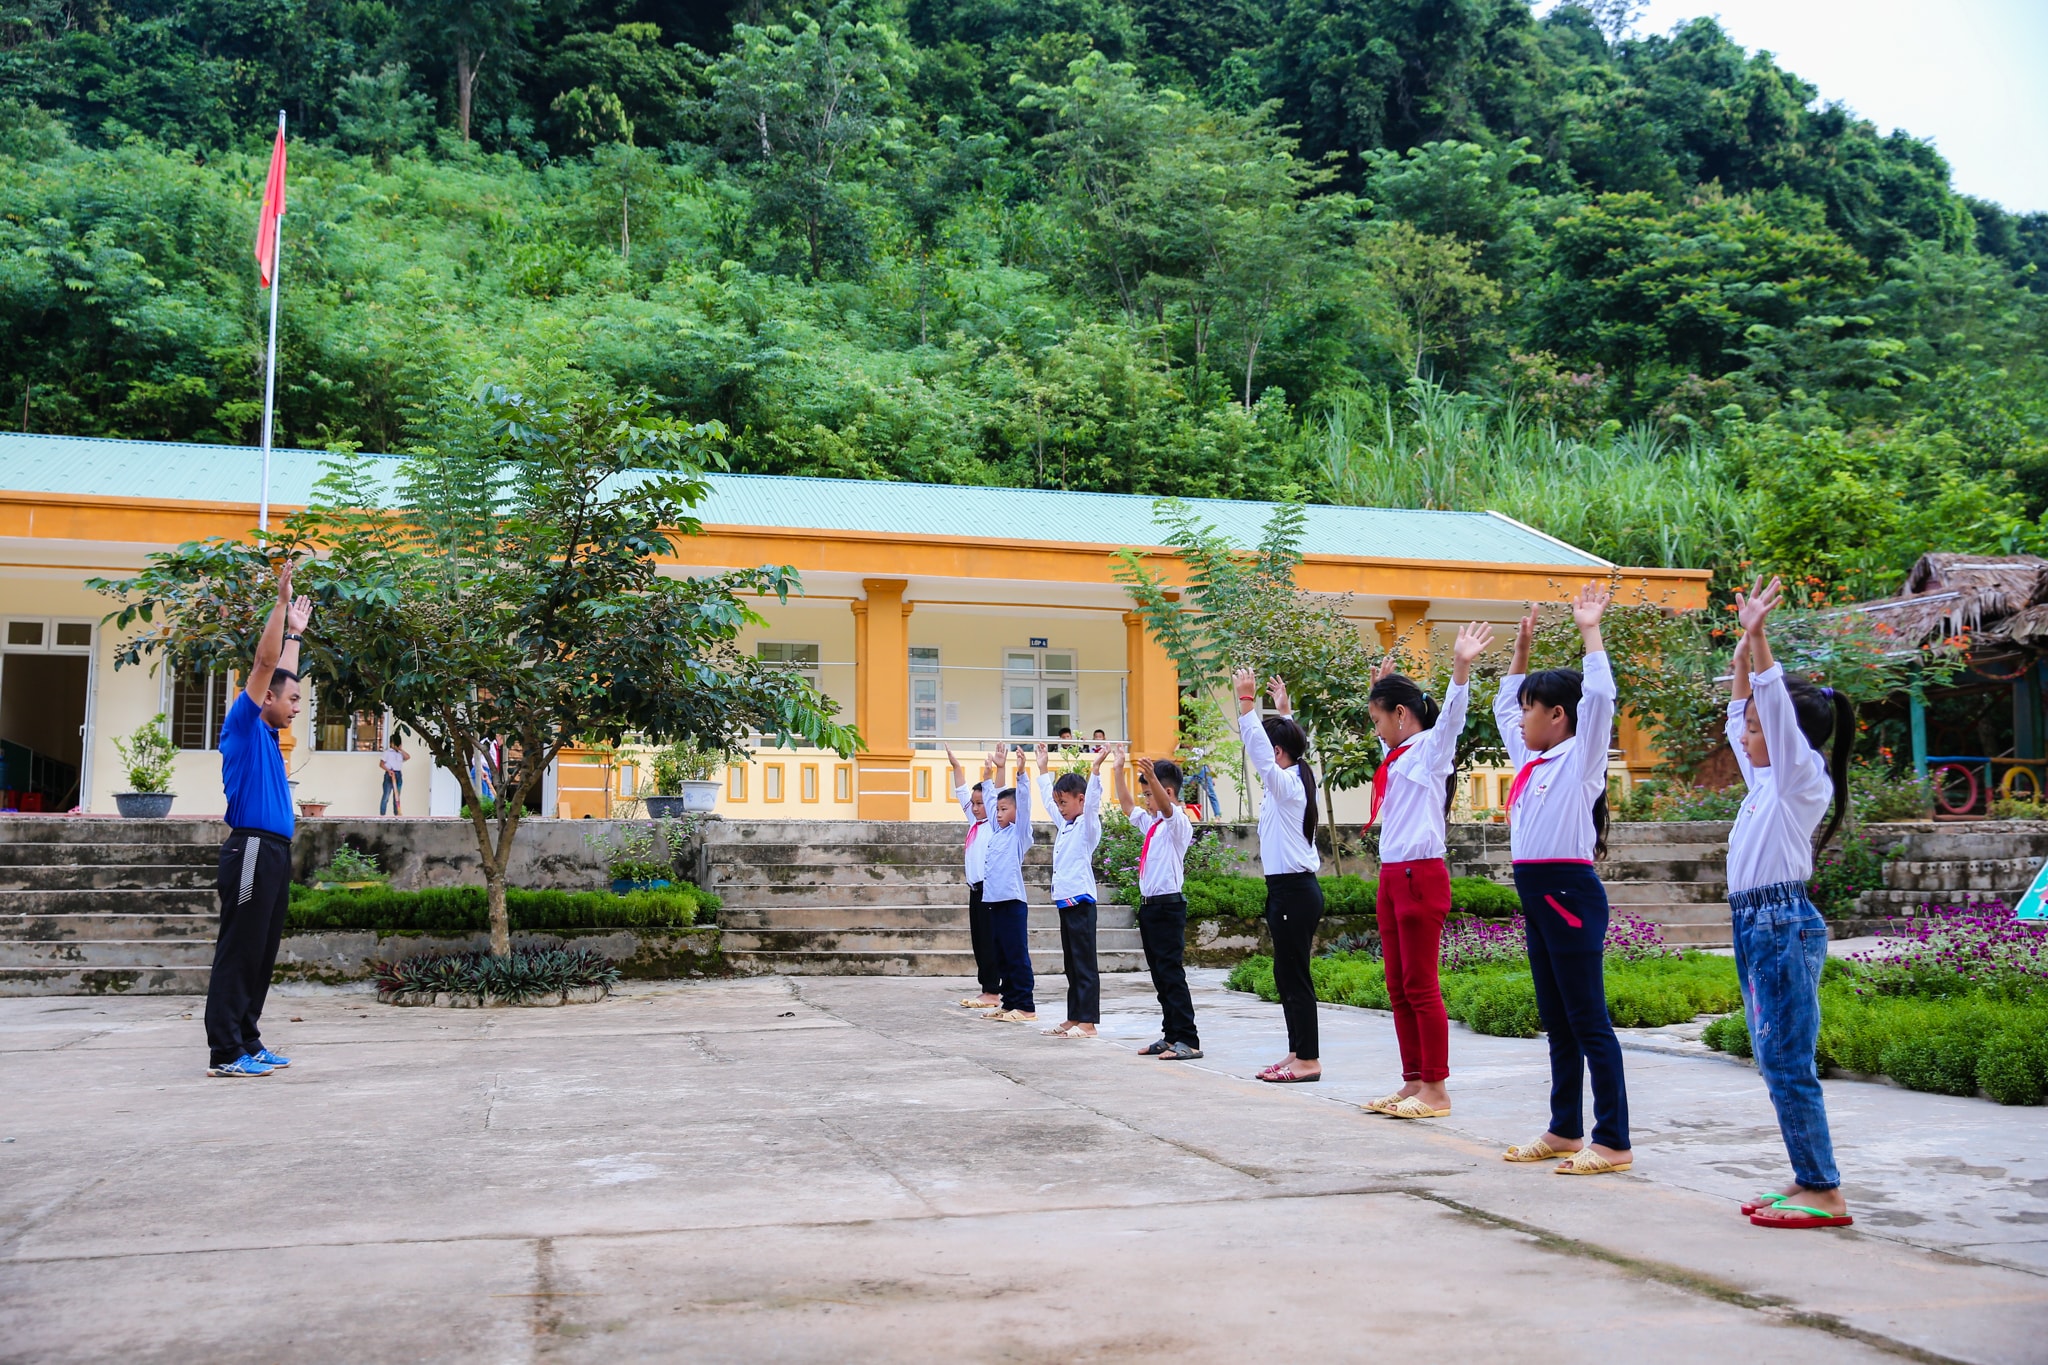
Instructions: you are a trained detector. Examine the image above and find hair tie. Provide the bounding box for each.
[1822,686,1835,699]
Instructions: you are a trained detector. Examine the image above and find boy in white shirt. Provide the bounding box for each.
[947,745,1000,1009]
[1035,742,1110,1037]
[977,744,1037,1022]
[1115,749,1201,1060]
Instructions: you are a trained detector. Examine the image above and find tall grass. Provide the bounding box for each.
[1311,383,1754,571]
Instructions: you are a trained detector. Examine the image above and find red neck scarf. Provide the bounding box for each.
[1367,739,1417,826]
[1505,754,1553,814]
[965,820,982,849]
[1139,818,1160,873]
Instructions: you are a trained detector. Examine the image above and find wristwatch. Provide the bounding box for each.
[284,632,304,642]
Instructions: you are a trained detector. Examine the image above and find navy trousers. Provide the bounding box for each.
[1058,898,1100,1023]
[966,881,999,995]
[1513,861,1630,1151]
[1138,894,1199,1046]
[987,898,1035,1012]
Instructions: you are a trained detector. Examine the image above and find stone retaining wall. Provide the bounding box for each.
[272,926,723,985]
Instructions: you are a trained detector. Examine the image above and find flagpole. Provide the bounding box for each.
[258,109,284,534]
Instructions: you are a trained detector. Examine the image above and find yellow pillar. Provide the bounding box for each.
[1123,611,1180,757]
[1388,598,1433,668]
[853,579,913,820]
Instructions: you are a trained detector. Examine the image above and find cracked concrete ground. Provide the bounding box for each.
[3,969,2046,1364]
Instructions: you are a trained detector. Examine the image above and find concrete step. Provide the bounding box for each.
[709,861,1002,887]
[0,842,219,867]
[1602,881,1726,905]
[0,966,211,995]
[714,905,1138,931]
[1598,845,1729,865]
[724,950,1149,977]
[0,913,222,940]
[717,928,1144,955]
[0,939,218,967]
[0,818,224,846]
[0,888,220,916]
[710,882,1057,911]
[0,864,216,891]
[1628,901,1729,924]
[1872,826,2048,862]
[1882,858,2039,893]
[1659,922,1734,947]
[1602,821,1734,844]
[1856,888,2015,914]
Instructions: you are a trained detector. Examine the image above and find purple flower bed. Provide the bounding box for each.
[1436,909,1676,972]
[1849,901,2048,999]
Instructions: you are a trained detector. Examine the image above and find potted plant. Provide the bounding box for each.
[588,823,673,894]
[112,714,178,818]
[310,846,388,889]
[646,739,721,817]
[298,797,331,818]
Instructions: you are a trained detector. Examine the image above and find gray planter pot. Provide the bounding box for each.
[646,781,720,817]
[113,792,175,818]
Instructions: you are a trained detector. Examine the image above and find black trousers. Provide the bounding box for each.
[966,881,999,994]
[1058,899,1100,1023]
[206,829,293,1066]
[986,898,1035,1012]
[1514,862,1630,1150]
[1138,894,1198,1046]
[1265,871,1324,1060]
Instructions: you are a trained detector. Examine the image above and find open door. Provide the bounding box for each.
[1,618,94,812]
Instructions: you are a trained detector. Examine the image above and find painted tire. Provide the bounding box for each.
[2000,765,2043,801]
[1931,762,1980,815]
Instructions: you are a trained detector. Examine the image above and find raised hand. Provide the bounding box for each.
[286,593,313,634]
[1571,581,1611,629]
[1267,676,1291,716]
[1735,574,1783,634]
[1373,652,1399,684]
[1091,743,1109,773]
[1452,620,1493,667]
[1034,741,1050,771]
[1231,666,1258,704]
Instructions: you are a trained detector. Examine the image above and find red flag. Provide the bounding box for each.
[254,122,286,287]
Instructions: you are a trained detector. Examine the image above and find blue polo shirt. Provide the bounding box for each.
[219,692,294,839]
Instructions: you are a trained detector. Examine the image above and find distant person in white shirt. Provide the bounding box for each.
[1726,576,1856,1231]
[1115,746,1200,1060]
[378,733,411,816]
[1035,742,1109,1037]
[1359,621,1492,1121]
[1493,583,1631,1176]
[1235,669,1323,1083]
[947,745,1001,1010]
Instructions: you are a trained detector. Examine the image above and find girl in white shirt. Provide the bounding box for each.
[1491,583,1632,1176]
[1360,621,1492,1120]
[1232,669,1325,1083]
[1726,576,1855,1230]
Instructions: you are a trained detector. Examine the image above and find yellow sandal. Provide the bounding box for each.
[1504,1138,1567,1162]
[1362,1091,1406,1114]
[1555,1149,1633,1176]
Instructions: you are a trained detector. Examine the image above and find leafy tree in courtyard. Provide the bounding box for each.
[93,372,861,958]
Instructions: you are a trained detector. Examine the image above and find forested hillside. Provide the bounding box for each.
[3,0,2045,592]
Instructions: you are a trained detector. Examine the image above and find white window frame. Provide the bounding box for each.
[909,645,942,748]
[1002,647,1078,741]
[164,664,237,753]
[756,641,822,685]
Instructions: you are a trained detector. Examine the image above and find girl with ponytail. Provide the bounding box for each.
[1358,622,1493,1120]
[1493,583,1633,1176]
[1726,576,1856,1230]
[1232,667,1325,1083]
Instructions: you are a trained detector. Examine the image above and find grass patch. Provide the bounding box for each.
[1185,873,1517,923]
[1227,951,1740,1037]
[287,884,716,933]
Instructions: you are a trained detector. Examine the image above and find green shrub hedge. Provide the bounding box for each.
[1184,876,1270,921]
[1705,987,2048,1105]
[286,884,716,933]
[1227,951,1741,1037]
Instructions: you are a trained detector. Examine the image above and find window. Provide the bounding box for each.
[1003,647,1077,739]
[726,764,747,801]
[1470,774,1489,807]
[756,642,821,683]
[764,763,785,802]
[314,691,383,752]
[909,646,941,747]
[801,763,819,802]
[913,767,931,802]
[834,764,852,802]
[3,618,92,653]
[4,621,40,648]
[1497,774,1513,808]
[170,667,234,751]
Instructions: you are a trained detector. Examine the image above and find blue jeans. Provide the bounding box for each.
[1193,767,1221,817]
[1730,882,1840,1192]
[1513,861,1630,1151]
[379,770,401,815]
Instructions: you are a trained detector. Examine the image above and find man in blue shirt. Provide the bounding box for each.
[205,563,312,1077]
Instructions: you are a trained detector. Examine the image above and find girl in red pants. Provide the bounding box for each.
[1361,621,1494,1120]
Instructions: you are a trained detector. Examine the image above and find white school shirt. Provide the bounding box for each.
[1725,664,1834,895]
[976,776,1034,904]
[1374,680,1470,865]
[953,782,990,884]
[1133,805,1193,897]
[1491,651,1616,863]
[1238,709,1322,874]
[380,747,405,774]
[1036,772,1104,903]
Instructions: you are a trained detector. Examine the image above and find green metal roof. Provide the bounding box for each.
[0,431,1608,567]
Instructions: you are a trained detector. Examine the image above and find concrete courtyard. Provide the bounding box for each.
[4,970,2046,1364]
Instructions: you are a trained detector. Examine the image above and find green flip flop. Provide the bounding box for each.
[1750,1204,1854,1229]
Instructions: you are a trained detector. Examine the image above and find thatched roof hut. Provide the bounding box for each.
[1837,554,2048,653]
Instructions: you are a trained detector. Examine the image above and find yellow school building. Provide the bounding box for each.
[0,433,1709,824]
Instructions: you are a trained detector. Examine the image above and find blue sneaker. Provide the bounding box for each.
[249,1047,291,1069]
[207,1055,273,1078]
